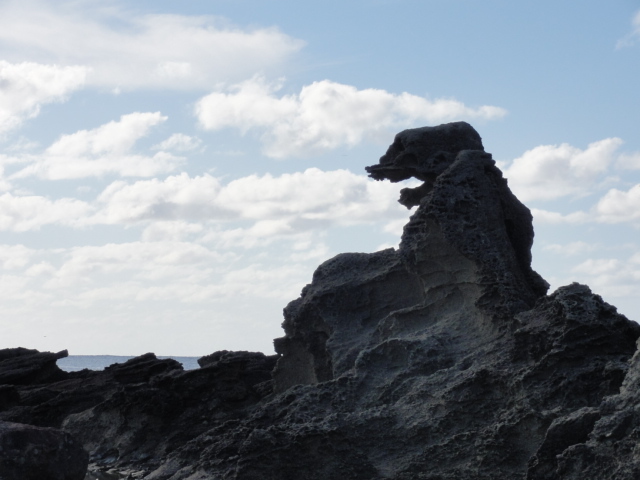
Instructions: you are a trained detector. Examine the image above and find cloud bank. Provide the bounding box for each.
[195,77,507,158]
[0,1,304,90]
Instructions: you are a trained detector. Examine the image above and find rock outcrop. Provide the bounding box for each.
[1,122,639,479]
[0,420,88,480]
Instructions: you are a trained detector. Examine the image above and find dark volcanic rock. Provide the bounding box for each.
[0,420,88,480]
[0,347,68,385]
[1,122,639,479]
[62,350,276,471]
[273,121,549,393]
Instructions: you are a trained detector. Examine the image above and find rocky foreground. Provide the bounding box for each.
[2,122,640,479]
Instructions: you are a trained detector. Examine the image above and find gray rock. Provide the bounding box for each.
[0,348,68,385]
[0,420,88,480]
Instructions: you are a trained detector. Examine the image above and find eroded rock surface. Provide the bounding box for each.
[1,122,639,479]
[0,420,88,480]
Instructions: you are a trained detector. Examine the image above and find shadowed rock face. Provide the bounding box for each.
[273,121,549,393]
[2,123,640,479]
[0,420,88,480]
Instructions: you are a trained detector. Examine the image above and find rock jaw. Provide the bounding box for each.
[273,122,549,393]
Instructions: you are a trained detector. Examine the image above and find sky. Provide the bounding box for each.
[1,0,640,356]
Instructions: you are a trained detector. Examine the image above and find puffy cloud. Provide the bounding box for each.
[153,133,202,152]
[0,166,12,191]
[0,193,92,231]
[94,169,408,236]
[95,173,224,224]
[195,77,507,158]
[529,183,640,227]
[0,1,304,90]
[10,112,184,179]
[215,168,404,222]
[141,221,204,242]
[46,112,166,156]
[0,244,36,269]
[616,10,640,49]
[567,254,640,303]
[502,138,623,202]
[593,184,640,224]
[617,151,640,170]
[0,61,87,135]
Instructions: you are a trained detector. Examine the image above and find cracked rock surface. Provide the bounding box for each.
[1,122,640,479]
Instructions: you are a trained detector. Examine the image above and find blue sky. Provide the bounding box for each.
[1,0,639,355]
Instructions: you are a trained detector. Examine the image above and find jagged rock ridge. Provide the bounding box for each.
[1,122,640,480]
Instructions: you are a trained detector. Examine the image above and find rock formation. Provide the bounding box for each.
[1,122,639,479]
[0,420,88,480]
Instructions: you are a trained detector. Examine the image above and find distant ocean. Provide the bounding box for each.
[57,355,201,372]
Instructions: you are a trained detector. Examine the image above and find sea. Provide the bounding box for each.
[57,355,201,372]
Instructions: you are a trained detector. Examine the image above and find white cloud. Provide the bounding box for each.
[573,258,621,276]
[0,193,92,231]
[566,254,640,304]
[0,61,87,135]
[0,166,12,192]
[529,183,640,227]
[616,10,640,49]
[94,169,408,238]
[95,173,224,224]
[0,166,413,238]
[382,218,407,237]
[543,241,598,256]
[0,244,36,269]
[46,112,166,156]
[617,151,640,169]
[195,77,507,158]
[593,184,640,224]
[0,1,304,90]
[153,133,202,152]
[531,208,589,225]
[10,112,184,179]
[45,241,225,289]
[502,138,623,202]
[141,221,204,242]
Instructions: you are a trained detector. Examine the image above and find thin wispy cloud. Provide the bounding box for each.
[616,10,640,49]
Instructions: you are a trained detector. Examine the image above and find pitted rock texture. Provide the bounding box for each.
[273,122,548,393]
[0,420,88,480]
[1,123,640,479]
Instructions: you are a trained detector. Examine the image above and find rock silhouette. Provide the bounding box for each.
[1,122,639,479]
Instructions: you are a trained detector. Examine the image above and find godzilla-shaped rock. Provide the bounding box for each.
[146,123,639,479]
[2,122,639,479]
[273,121,549,392]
